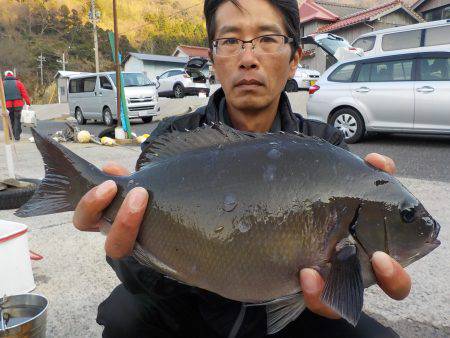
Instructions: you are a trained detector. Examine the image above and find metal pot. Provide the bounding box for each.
[0,294,48,338]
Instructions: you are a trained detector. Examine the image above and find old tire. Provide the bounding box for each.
[75,108,86,125]
[141,116,153,123]
[103,107,114,126]
[330,108,365,144]
[173,84,185,99]
[285,79,298,92]
[0,178,41,210]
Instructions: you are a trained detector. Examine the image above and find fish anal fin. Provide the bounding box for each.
[263,293,305,335]
[321,237,364,326]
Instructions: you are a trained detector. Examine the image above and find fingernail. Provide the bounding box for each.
[300,269,320,293]
[127,188,148,213]
[372,251,394,277]
[96,180,116,198]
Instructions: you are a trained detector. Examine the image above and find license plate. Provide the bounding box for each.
[138,110,152,117]
[310,80,316,86]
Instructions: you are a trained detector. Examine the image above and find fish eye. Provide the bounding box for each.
[400,208,415,223]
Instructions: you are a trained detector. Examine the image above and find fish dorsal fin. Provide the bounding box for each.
[136,123,303,171]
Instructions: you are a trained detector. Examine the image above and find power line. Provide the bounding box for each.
[121,1,203,34]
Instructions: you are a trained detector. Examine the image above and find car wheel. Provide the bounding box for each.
[174,84,185,98]
[75,108,86,125]
[141,116,153,123]
[285,79,298,92]
[330,108,365,144]
[103,107,115,127]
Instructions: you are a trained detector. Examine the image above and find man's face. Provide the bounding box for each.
[211,0,299,113]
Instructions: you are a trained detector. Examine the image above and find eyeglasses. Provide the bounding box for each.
[212,34,294,57]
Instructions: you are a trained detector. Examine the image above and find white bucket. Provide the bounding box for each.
[114,127,126,140]
[0,220,36,296]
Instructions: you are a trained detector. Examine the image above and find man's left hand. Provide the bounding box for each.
[299,153,411,319]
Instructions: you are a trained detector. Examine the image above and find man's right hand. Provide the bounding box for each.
[73,162,149,259]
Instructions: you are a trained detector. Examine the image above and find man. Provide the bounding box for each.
[3,70,31,141]
[74,1,410,337]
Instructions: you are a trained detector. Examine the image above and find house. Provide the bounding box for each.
[299,0,425,73]
[172,45,210,59]
[411,0,450,21]
[54,71,90,103]
[122,53,189,81]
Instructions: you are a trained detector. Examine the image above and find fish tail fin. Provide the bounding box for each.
[15,128,108,217]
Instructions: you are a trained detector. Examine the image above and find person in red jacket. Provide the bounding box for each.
[3,70,31,140]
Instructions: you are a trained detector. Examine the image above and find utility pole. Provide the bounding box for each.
[89,0,101,73]
[113,0,121,127]
[37,53,46,86]
[57,52,68,71]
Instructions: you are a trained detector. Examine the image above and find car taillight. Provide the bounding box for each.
[309,85,320,95]
[348,47,357,51]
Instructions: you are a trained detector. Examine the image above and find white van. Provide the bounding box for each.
[68,72,159,126]
[352,19,450,56]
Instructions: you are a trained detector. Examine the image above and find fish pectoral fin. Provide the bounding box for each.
[320,237,364,326]
[132,242,179,279]
[256,293,305,335]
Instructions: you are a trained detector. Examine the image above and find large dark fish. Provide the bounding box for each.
[17,126,440,335]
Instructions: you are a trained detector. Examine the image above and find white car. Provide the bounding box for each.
[156,58,210,98]
[285,65,320,92]
[307,50,450,143]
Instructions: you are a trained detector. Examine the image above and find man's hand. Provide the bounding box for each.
[299,153,411,319]
[73,162,149,259]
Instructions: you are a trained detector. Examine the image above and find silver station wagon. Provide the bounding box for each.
[307,50,450,143]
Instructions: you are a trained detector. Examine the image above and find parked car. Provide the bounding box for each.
[307,50,450,143]
[352,19,450,57]
[301,33,364,66]
[156,57,210,98]
[285,65,320,92]
[68,72,159,126]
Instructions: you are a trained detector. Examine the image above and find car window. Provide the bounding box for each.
[69,79,80,93]
[159,72,169,79]
[353,36,375,52]
[100,76,112,89]
[382,30,421,51]
[83,77,96,92]
[424,26,450,47]
[418,58,450,81]
[366,60,413,82]
[328,63,356,82]
[357,64,371,82]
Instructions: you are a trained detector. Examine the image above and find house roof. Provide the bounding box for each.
[315,1,367,18]
[123,52,189,65]
[299,0,339,24]
[173,45,210,59]
[53,71,89,79]
[317,0,424,33]
[411,0,427,10]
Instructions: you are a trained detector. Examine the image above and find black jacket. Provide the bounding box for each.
[107,88,347,336]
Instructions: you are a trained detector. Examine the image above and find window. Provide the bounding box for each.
[424,26,450,47]
[169,70,184,77]
[357,64,371,82]
[69,79,81,93]
[353,36,376,52]
[418,58,450,81]
[100,76,113,90]
[159,72,169,79]
[83,77,96,92]
[357,60,413,82]
[328,63,356,82]
[424,7,450,21]
[382,30,421,51]
[444,7,450,19]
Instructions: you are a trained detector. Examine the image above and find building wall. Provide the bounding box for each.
[417,0,450,13]
[300,20,331,73]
